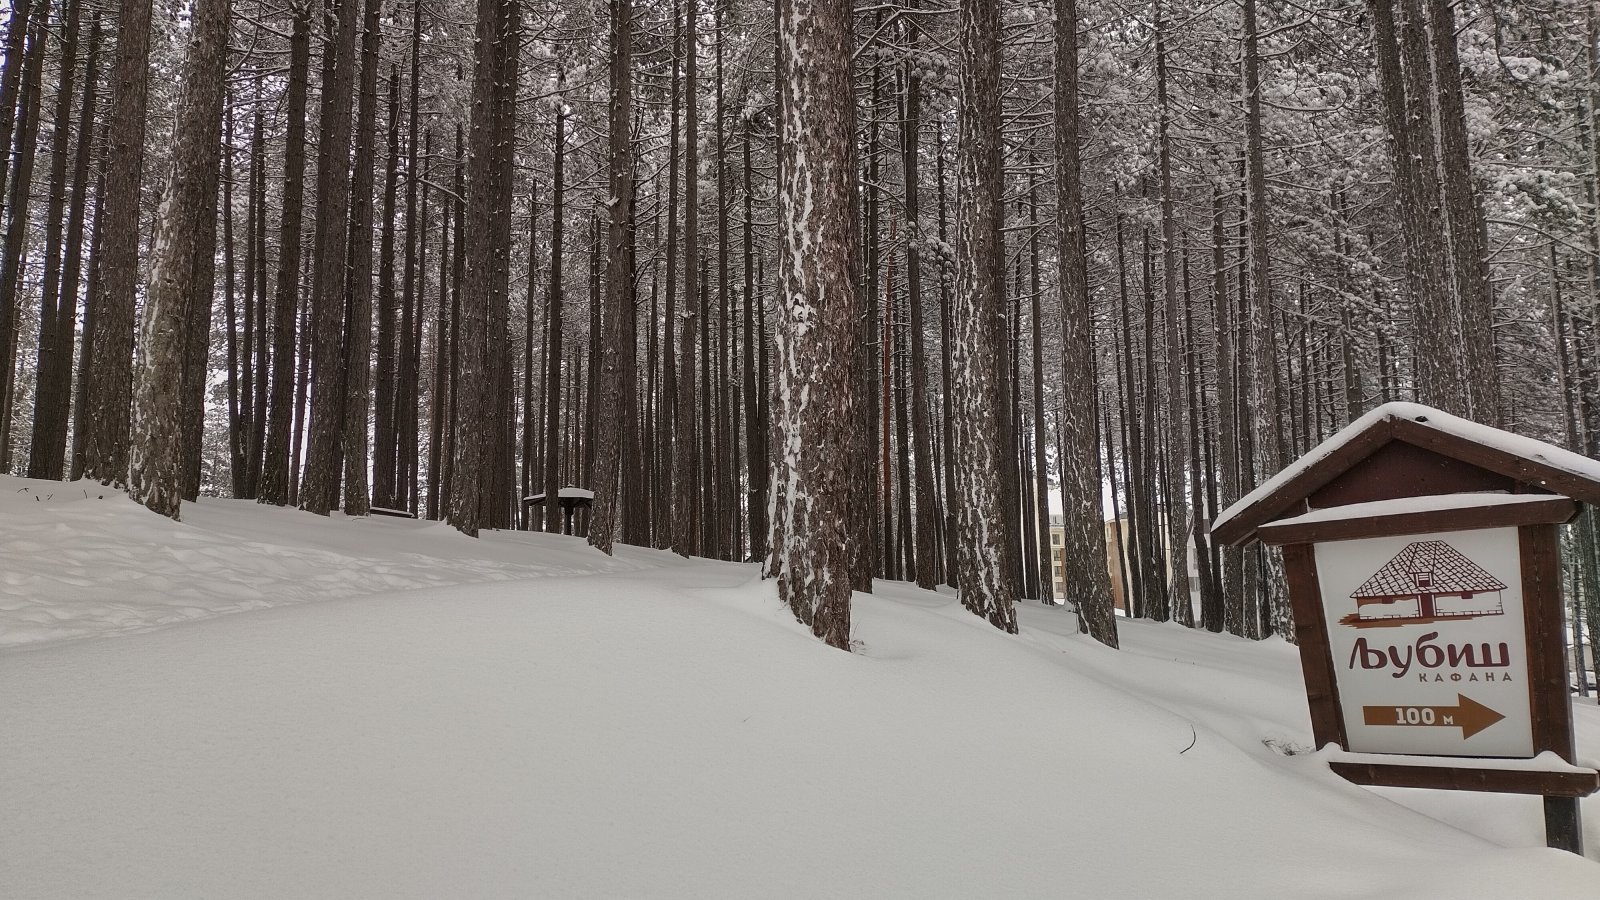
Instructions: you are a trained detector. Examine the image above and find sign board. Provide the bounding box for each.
[1208,402,1600,853]
[1313,528,1531,758]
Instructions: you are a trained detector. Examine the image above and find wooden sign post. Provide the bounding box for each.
[1212,402,1600,854]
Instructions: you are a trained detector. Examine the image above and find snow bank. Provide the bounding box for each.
[2,475,1598,897]
[0,477,649,648]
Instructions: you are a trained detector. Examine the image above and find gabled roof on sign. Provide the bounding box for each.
[1211,402,1600,546]
[1350,540,1508,599]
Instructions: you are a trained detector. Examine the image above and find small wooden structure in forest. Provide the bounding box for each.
[1211,401,1600,855]
[524,487,594,536]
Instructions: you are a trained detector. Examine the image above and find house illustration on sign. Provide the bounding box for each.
[1341,540,1508,627]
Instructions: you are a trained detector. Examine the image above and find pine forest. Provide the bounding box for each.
[3,0,1599,654]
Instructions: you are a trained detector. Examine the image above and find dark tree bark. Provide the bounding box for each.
[450,0,519,536]
[951,0,1018,633]
[768,0,861,649]
[1054,0,1116,645]
[1243,0,1289,635]
[259,1,312,506]
[0,0,36,222]
[1154,7,1191,626]
[0,14,48,468]
[743,112,767,563]
[427,132,450,521]
[79,0,150,486]
[397,19,425,513]
[302,0,363,514]
[902,29,939,591]
[589,0,635,554]
[1423,0,1497,423]
[127,0,231,518]
[342,0,384,517]
[673,0,701,557]
[372,68,402,510]
[1212,186,1244,637]
[245,77,269,497]
[543,98,567,533]
[26,0,86,481]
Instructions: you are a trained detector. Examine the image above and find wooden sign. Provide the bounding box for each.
[1318,528,1531,758]
[1212,402,1600,853]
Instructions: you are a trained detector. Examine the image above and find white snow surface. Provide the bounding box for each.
[1213,401,1600,535]
[4,475,1600,898]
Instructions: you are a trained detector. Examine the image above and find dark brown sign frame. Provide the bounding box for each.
[1212,403,1600,853]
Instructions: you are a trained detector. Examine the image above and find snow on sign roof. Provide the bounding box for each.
[1349,540,1507,599]
[1264,492,1553,526]
[1211,401,1600,545]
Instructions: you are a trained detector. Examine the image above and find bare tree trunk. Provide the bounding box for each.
[674,0,701,557]
[768,0,861,649]
[1154,8,1192,626]
[27,0,86,481]
[302,0,363,514]
[396,3,425,512]
[543,99,567,534]
[658,3,681,548]
[0,15,47,469]
[743,113,767,562]
[903,28,939,591]
[589,0,634,554]
[1212,186,1244,636]
[259,1,312,506]
[1423,0,1497,423]
[79,0,155,486]
[127,0,230,517]
[372,68,401,510]
[1243,0,1289,636]
[952,0,1018,633]
[451,0,520,536]
[0,0,34,215]
[1055,0,1115,644]
[341,0,384,517]
[427,143,451,521]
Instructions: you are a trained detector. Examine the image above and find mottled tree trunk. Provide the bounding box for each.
[451,0,520,536]
[1054,0,1115,645]
[127,0,230,518]
[342,0,384,517]
[80,0,153,486]
[674,0,701,558]
[1155,10,1192,626]
[0,15,48,469]
[543,99,567,534]
[902,29,940,591]
[372,68,402,510]
[1243,0,1289,636]
[26,0,85,481]
[1423,0,1497,423]
[259,1,312,506]
[952,0,1018,633]
[302,0,362,514]
[589,0,634,554]
[768,0,861,648]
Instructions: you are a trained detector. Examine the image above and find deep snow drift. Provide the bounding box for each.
[3,475,1598,898]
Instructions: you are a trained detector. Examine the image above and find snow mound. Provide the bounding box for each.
[2,475,1597,897]
[0,477,652,648]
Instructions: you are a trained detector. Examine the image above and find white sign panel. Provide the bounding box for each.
[1313,527,1533,758]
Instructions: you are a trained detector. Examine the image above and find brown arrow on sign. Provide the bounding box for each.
[1361,694,1506,740]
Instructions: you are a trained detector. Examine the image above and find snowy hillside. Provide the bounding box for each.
[3,474,1598,898]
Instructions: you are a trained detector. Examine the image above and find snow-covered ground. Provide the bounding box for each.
[3,475,1598,898]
